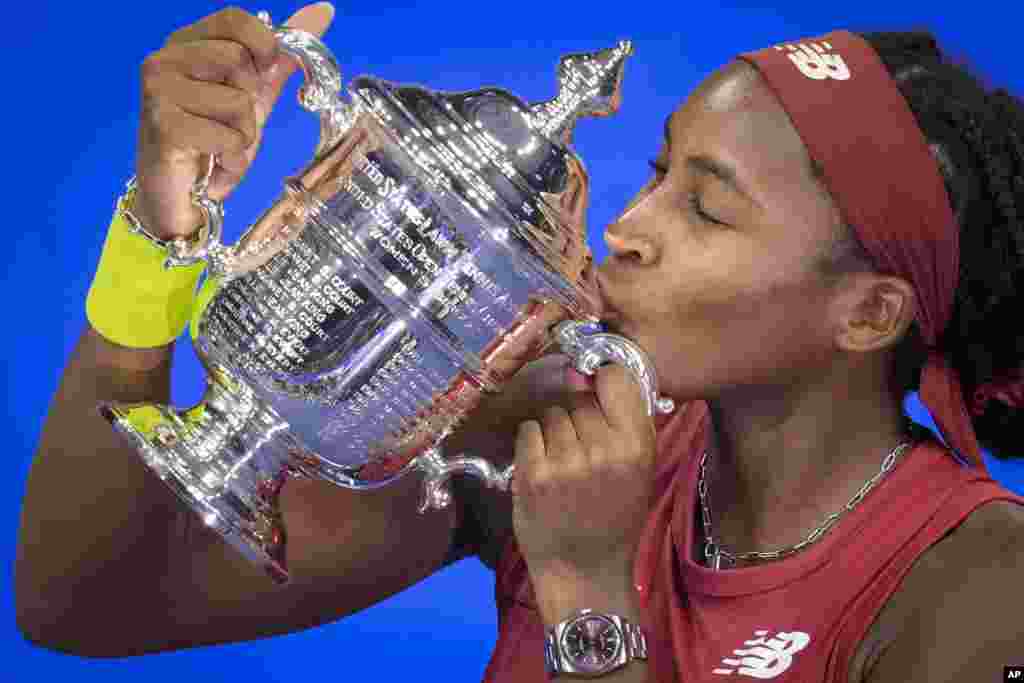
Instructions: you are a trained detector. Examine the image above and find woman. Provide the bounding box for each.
[490,30,1024,682]
[14,3,1023,682]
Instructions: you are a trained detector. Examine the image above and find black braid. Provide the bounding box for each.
[819,31,1024,458]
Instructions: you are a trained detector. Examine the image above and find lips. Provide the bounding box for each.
[593,267,621,324]
[579,258,606,317]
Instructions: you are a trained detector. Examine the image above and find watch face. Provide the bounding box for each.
[561,614,623,674]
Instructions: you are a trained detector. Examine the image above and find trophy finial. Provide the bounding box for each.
[529,40,634,146]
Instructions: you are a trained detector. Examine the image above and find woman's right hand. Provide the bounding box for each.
[133,3,335,240]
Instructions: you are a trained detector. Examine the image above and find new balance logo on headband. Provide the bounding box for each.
[775,41,851,81]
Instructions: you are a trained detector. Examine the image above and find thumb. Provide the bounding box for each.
[261,2,336,103]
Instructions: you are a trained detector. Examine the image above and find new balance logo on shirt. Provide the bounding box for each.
[712,630,812,678]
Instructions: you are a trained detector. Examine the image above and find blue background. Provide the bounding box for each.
[7,1,1023,681]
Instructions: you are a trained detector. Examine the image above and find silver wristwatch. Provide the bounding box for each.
[544,608,648,678]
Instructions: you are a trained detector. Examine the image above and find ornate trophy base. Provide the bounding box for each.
[100,364,305,584]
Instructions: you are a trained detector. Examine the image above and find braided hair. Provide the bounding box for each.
[815,31,1023,459]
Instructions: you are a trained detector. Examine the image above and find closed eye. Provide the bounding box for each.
[648,159,727,226]
[687,193,727,226]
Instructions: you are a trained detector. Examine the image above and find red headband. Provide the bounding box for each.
[739,30,994,470]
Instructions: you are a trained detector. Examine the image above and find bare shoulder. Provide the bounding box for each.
[904,498,1024,571]
[958,497,1024,537]
[916,499,1024,577]
[857,498,1024,683]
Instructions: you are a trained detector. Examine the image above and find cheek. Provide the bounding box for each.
[650,264,835,395]
[715,275,836,376]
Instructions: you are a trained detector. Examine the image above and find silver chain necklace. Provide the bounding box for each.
[697,440,916,570]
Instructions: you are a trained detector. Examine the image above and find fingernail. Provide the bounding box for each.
[262,61,281,84]
[253,98,267,124]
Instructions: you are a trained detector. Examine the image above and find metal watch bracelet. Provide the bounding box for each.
[544,610,648,677]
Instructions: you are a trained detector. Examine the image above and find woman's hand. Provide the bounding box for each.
[133,3,335,239]
[511,362,657,615]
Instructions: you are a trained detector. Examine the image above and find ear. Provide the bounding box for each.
[831,273,917,353]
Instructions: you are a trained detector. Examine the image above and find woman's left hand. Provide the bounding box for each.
[511,362,657,589]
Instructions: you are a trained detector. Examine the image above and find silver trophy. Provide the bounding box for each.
[102,14,673,583]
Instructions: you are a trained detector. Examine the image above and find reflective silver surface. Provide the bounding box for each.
[102,19,669,583]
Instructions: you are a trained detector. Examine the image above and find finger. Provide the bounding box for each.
[214,141,258,183]
[142,98,251,158]
[539,405,581,465]
[205,166,244,202]
[564,391,610,456]
[150,40,268,105]
[593,363,653,438]
[155,73,261,149]
[280,2,336,39]
[167,6,281,73]
[512,419,545,496]
[206,151,255,201]
[564,360,597,394]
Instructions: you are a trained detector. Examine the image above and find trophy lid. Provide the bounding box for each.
[528,40,634,147]
[347,42,633,281]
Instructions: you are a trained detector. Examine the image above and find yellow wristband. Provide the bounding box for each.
[86,203,205,348]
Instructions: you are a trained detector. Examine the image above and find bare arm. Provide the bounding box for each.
[15,325,466,657]
[16,328,179,653]
[864,500,1024,683]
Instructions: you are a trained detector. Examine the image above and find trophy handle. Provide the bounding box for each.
[551,319,677,417]
[162,11,354,272]
[415,320,675,512]
[258,11,354,160]
[416,448,513,513]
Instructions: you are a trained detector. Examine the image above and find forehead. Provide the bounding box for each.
[669,60,820,198]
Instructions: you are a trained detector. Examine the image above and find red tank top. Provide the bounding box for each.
[481,400,1024,682]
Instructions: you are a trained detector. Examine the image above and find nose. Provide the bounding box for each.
[604,225,657,266]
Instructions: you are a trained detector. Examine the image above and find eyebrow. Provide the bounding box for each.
[663,113,761,207]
